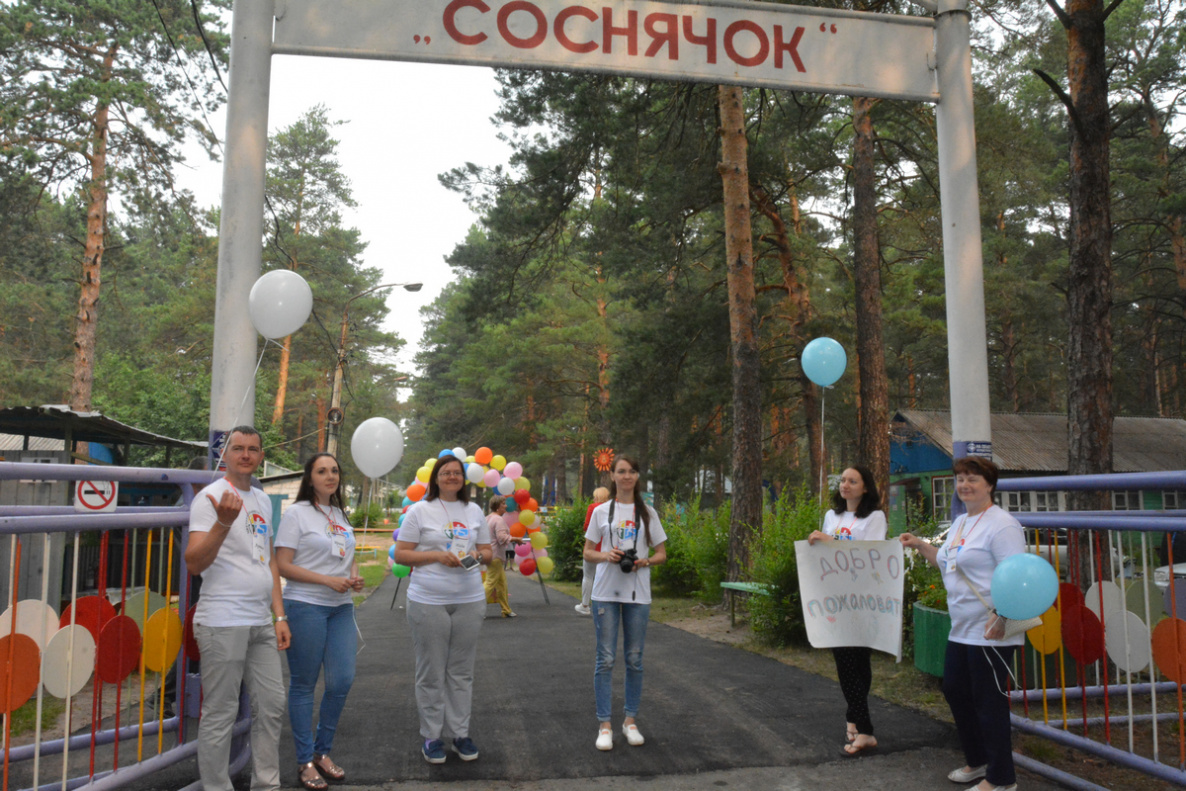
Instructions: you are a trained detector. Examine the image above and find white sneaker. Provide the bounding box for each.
[948,765,987,783]
[595,727,613,751]
[575,603,591,616]
[621,723,645,746]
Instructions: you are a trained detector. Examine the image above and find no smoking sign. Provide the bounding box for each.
[75,480,118,512]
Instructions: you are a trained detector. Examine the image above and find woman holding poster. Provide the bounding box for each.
[583,455,666,751]
[899,457,1024,791]
[808,465,886,757]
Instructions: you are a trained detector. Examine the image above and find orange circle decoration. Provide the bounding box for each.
[1151,618,1186,684]
[61,595,117,642]
[0,634,41,712]
[96,615,142,684]
[142,608,183,673]
[593,448,614,472]
[1061,605,1105,665]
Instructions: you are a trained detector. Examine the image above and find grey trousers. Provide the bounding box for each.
[406,599,485,741]
[194,624,286,791]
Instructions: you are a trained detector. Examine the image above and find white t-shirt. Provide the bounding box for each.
[189,478,275,627]
[938,505,1026,646]
[585,500,667,605]
[822,509,888,541]
[399,498,490,605]
[274,500,356,607]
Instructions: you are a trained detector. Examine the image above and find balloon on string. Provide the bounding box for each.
[407,483,426,501]
[475,447,493,464]
[391,529,400,542]
[513,489,530,506]
[526,497,539,512]
[515,477,531,492]
[465,464,484,484]
[801,337,848,387]
[536,557,555,575]
[452,446,467,460]
[388,545,397,561]
[515,543,532,557]
[402,497,412,507]
[529,532,548,549]
[497,477,515,495]
[519,558,537,576]
[519,509,536,527]
[416,466,431,483]
[505,497,519,512]
[510,523,526,538]
[483,469,501,488]
[491,455,507,471]
[392,563,411,578]
[533,548,547,558]
[248,269,313,339]
[504,461,523,480]
[350,418,404,478]
[991,554,1059,620]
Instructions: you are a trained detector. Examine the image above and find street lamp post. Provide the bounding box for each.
[325,281,422,457]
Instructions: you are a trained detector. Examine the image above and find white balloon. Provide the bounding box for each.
[497,477,515,495]
[351,418,405,478]
[452,446,467,461]
[248,270,313,339]
[465,463,484,483]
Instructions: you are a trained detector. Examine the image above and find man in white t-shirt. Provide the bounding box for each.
[185,426,290,791]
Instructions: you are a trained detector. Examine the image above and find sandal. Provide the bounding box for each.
[845,723,857,743]
[298,762,328,790]
[314,754,345,782]
[841,735,878,757]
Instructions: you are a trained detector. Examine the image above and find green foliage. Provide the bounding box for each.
[746,488,822,648]
[652,496,729,599]
[348,502,384,530]
[900,506,946,659]
[544,499,590,583]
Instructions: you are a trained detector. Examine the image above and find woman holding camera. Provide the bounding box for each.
[807,465,887,757]
[583,455,667,751]
[394,455,493,765]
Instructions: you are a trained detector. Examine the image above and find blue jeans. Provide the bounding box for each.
[283,599,357,763]
[592,600,649,721]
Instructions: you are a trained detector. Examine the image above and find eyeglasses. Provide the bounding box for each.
[439,471,465,478]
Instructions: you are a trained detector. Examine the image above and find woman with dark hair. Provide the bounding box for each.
[900,456,1024,791]
[808,465,887,757]
[583,455,667,751]
[394,455,493,765]
[275,453,364,790]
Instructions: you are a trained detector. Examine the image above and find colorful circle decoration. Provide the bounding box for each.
[123,590,168,630]
[1026,606,1062,656]
[142,608,183,674]
[0,633,41,712]
[1103,610,1151,673]
[1151,618,1186,684]
[1060,605,1105,665]
[0,600,61,650]
[41,625,96,698]
[60,595,117,642]
[96,615,142,684]
[1084,580,1123,620]
[593,447,615,472]
[1055,582,1084,611]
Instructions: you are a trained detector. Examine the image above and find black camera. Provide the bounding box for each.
[618,548,639,572]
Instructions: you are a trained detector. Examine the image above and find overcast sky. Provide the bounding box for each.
[176,55,512,378]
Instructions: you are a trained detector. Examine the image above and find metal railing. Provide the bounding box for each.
[0,462,246,791]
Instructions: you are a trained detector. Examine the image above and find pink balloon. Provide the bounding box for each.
[483,469,501,488]
[515,543,532,558]
[504,461,523,480]
[533,548,547,559]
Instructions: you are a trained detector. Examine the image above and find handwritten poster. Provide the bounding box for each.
[795,539,905,660]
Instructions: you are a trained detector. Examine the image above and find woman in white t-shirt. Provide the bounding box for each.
[394,454,492,765]
[900,457,1024,791]
[583,455,667,752]
[808,465,888,757]
[275,453,364,790]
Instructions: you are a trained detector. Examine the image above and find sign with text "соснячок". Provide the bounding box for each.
[273,0,938,102]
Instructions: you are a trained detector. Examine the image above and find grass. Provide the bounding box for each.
[9,696,65,737]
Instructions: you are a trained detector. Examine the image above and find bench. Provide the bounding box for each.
[720,581,774,627]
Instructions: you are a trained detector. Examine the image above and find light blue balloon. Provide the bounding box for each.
[801,337,847,386]
[991,554,1058,620]
[402,497,412,507]
[388,544,397,560]
[439,448,452,458]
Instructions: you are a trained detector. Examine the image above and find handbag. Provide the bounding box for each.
[956,565,1042,640]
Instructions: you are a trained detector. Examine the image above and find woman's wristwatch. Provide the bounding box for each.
[275,615,288,623]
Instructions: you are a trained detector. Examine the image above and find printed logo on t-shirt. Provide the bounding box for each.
[247,512,270,564]
[614,520,637,547]
[836,525,853,540]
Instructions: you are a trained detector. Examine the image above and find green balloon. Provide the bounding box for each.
[392,563,411,578]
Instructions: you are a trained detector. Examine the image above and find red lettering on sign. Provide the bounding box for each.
[499,1,547,48]
[554,5,597,53]
[723,20,767,68]
[643,13,678,60]
[773,25,806,72]
[444,0,489,46]
[681,15,717,64]
[602,8,638,56]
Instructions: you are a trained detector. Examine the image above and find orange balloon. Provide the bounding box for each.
[526,497,539,512]
[527,525,541,534]
[474,447,493,464]
[407,483,426,502]
[510,522,527,538]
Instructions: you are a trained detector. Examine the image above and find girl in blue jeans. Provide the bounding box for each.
[276,453,364,790]
[583,455,667,751]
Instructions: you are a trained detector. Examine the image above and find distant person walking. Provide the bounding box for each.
[583,456,666,751]
[575,487,610,616]
[275,453,364,790]
[483,495,516,618]
[394,455,493,764]
[808,465,887,757]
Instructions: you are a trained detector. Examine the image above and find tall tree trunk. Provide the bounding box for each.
[717,84,762,581]
[272,334,293,424]
[70,95,112,413]
[851,96,890,501]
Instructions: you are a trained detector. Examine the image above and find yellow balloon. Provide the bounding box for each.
[536,556,555,575]
[529,531,548,549]
[416,466,431,483]
[519,509,536,526]
[425,458,437,469]
[491,455,507,471]
[515,477,531,492]
[465,455,475,463]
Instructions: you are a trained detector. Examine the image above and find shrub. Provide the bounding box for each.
[545,499,590,582]
[654,496,729,599]
[348,502,384,530]
[746,487,822,648]
[900,504,946,659]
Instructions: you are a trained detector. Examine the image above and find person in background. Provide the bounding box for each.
[275,453,364,790]
[808,465,887,757]
[575,486,611,616]
[483,495,516,618]
[394,455,493,764]
[583,456,666,751]
[900,457,1025,791]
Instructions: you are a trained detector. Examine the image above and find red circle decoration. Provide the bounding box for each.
[184,606,200,662]
[1061,604,1105,664]
[1151,618,1186,684]
[519,558,537,576]
[1055,582,1084,611]
[0,634,41,712]
[61,595,117,641]
[96,615,142,684]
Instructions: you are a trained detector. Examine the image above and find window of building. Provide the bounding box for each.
[1163,490,1183,510]
[1112,490,1143,511]
[1002,491,1030,512]
[932,476,954,516]
[1033,491,1061,511]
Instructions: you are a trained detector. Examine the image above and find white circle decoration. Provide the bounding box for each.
[1103,609,1151,673]
[42,625,96,698]
[1084,580,1124,620]
[0,599,61,650]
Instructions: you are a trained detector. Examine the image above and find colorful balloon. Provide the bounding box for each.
[536,557,555,575]
[475,447,493,464]
[491,455,507,471]
[483,469,501,488]
[529,532,548,549]
[515,543,532,557]
[497,478,515,495]
[504,461,523,480]
[801,337,848,387]
[513,489,530,506]
[466,464,484,483]
[407,483,427,502]
[519,509,536,527]
[519,558,537,576]
[452,446,467,461]
[248,269,313,339]
[350,417,405,478]
[392,563,411,578]
[991,554,1059,620]
[515,477,531,492]
[510,522,527,538]
[416,466,431,483]
[526,497,539,512]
